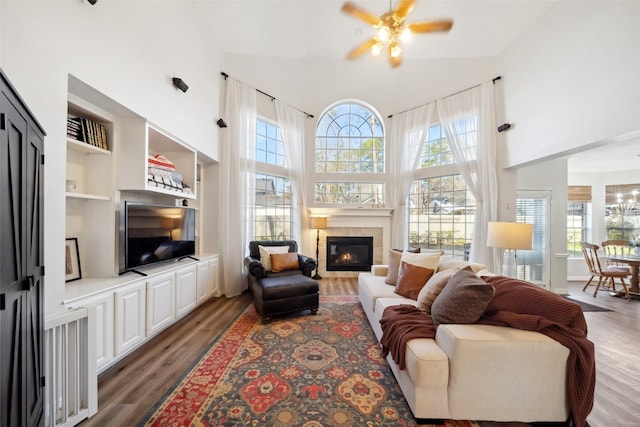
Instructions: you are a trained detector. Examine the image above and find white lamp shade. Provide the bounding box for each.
[310,217,327,230]
[486,222,533,250]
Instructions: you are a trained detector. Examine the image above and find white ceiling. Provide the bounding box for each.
[567,134,640,173]
[196,0,558,61]
[194,1,640,173]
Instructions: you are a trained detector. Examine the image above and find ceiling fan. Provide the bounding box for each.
[342,0,453,67]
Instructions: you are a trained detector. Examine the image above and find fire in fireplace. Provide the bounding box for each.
[326,236,373,272]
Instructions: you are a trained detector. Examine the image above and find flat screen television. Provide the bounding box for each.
[119,201,196,274]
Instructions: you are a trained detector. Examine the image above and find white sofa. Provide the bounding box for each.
[358,264,571,422]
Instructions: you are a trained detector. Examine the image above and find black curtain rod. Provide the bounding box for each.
[388,75,502,118]
[221,72,314,118]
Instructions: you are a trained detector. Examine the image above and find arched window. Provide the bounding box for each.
[314,101,385,205]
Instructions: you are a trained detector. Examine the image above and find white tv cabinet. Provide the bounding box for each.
[64,255,219,374]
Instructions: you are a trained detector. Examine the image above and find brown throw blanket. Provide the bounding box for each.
[379,276,595,427]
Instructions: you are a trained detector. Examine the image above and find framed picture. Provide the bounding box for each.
[65,238,82,282]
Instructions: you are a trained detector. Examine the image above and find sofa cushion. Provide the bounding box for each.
[395,261,435,300]
[437,256,486,273]
[431,267,495,327]
[270,252,299,272]
[416,268,460,314]
[258,245,290,271]
[437,324,570,421]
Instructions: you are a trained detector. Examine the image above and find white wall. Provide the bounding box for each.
[0,0,224,315]
[498,1,640,168]
[517,158,568,294]
[224,54,499,121]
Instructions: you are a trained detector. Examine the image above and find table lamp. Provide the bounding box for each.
[310,217,327,279]
[486,221,533,277]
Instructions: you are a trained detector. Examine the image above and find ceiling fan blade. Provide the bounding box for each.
[341,2,381,26]
[348,38,378,59]
[408,20,454,33]
[395,0,415,20]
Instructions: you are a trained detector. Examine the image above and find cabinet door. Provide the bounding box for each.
[73,293,114,373]
[146,273,175,336]
[196,260,211,304]
[114,281,146,356]
[210,256,220,297]
[175,265,196,318]
[0,77,45,427]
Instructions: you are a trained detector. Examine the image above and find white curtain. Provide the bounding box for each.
[388,104,435,249]
[436,82,499,270]
[274,99,306,242]
[218,79,257,297]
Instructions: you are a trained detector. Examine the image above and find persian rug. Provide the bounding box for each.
[138,295,479,427]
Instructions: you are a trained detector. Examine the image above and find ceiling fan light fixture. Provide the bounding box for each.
[377,25,391,42]
[400,26,411,41]
[389,41,402,58]
[371,41,384,56]
[342,0,454,67]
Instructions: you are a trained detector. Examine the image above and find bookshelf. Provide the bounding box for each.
[66,75,203,280]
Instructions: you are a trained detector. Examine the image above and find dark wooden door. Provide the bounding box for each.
[1,70,45,427]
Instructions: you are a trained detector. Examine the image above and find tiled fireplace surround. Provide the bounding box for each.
[308,208,392,278]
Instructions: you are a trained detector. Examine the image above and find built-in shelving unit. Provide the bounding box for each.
[66,75,202,280]
[115,120,197,199]
[62,75,220,425]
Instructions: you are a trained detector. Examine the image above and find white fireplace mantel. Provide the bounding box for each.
[307,207,393,270]
[307,207,393,218]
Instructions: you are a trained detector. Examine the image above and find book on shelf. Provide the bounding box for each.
[67,115,109,151]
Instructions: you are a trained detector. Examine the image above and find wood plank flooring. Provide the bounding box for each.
[79,279,640,427]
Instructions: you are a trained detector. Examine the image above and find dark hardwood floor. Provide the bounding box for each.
[79,278,639,427]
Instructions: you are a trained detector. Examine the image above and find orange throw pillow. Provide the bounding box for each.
[270,252,299,273]
[395,261,435,300]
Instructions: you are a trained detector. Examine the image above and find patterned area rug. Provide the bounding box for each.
[138,295,479,427]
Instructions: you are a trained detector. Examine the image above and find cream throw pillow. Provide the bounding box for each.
[258,245,290,271]
[401,250,441,271]
[437,256,486,273]
[416,268,460,313]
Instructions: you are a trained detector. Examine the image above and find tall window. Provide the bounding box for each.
[409,123,477,259]
[567,202,590,257]
[253,119,292,240]
[408,175,475,258]
[314,101,384,205]
[567,185,592,257]
[605,184,640,241]
[256,119,284,167]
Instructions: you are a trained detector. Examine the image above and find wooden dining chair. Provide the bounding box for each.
[581,241,631,299]
[601,239,633,267]
[600,239,632,292]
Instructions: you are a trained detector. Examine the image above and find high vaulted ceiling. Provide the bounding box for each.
[196,1,557,61]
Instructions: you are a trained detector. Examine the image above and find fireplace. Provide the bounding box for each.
[326,236,373,272]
